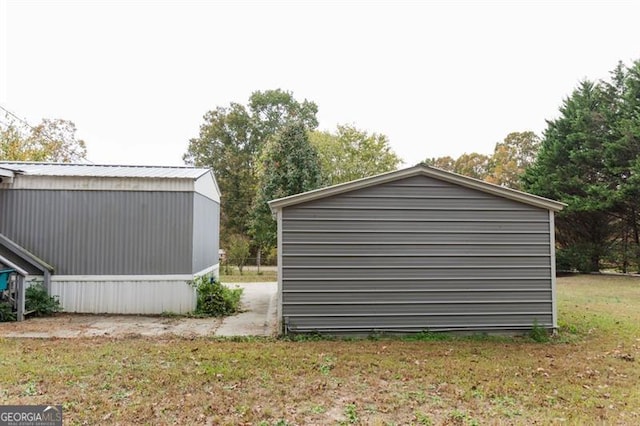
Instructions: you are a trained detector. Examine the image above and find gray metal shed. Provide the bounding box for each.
[269,164,565,335]
[0,162,220,315]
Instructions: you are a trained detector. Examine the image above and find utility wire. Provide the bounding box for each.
[0,104,94,164]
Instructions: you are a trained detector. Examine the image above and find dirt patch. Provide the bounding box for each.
[0,313,222,338]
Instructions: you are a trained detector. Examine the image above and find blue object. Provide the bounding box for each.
[0,268,14,292]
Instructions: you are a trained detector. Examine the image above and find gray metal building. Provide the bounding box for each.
[269,164,565,335]
[0,162,220,314]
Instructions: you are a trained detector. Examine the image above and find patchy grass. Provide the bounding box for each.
[220,270,277,283]
[0,275,638,424]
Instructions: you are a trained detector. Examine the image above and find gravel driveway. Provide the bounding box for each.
[0,282,277,338]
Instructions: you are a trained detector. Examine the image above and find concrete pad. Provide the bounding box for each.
[215,282,278,337]
[0,282,278,338]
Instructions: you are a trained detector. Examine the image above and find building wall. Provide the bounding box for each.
[0,189,194,275]
[192,192,220,274]
[50,276,196,314]
[280,175,554,333]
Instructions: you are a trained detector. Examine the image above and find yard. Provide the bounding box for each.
[0,275,638,425]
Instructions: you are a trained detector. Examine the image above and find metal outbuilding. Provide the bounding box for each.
[0,162,220,315]
[269,164,565,335]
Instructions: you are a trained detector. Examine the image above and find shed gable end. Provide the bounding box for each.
[280,174,555,334]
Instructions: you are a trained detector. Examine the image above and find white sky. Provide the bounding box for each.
[1,0,639,166]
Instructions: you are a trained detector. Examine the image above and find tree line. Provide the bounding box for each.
[4,58,640,274]
[426,59,640,273]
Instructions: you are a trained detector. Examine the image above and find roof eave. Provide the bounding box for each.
[268,164,566,213]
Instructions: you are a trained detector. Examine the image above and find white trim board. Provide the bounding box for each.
[51,264,219,282]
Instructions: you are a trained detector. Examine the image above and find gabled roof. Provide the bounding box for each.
[269,164,566,212]
[0,161,211,179]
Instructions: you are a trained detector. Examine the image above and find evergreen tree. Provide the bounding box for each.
[184,90,318,246]
[522,81,615,271]
[249,122,324,262]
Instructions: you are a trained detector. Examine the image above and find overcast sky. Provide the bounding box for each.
[1,0,639,166]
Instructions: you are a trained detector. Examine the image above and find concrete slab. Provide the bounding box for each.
[216,282,278,337]
[0,282,278,338]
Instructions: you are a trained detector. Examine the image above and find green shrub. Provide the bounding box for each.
[556,245,601,273]
[0,302,16,322]
[25,283,62,317]
[192,275,243,317]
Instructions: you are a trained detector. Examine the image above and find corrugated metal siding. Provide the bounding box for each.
[280,175,554,333]
[51,278,196,314]
[0,189,193,275]
[192,193,220,273]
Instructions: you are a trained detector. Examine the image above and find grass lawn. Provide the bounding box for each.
[220,265,277,283]
[0,275,639,425]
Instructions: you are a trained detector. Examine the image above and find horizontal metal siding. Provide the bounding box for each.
[192,193,220,273]
[283,279,553,291]
[281,175,554,333]
[0,189,193,275]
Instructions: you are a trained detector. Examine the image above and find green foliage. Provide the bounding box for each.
[342,403,358,424]
[25,283,62,317]
[250,121,325,253]
[556,245,600,273]
[192,275,242,317]
[522,60,640,272]
[0,302,16,322]
[402,330,453,341]
[226,234,251,275]
[0,115,87,162]
[529,319,550,343]
[184,89,318,247]
[309,124,401,185]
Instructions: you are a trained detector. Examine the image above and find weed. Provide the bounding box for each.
[342,403,358,424]
[403,330,452,341]
[529,319,550,342]
[318,356,335,375]
[449,409,478,425]
[414,411,433,425]
[491,395,521,418]
[21,381,37,396]
[310,405,325,414]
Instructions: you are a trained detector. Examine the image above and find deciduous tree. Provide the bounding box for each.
[310,124,401,185]
[0,116,87,162]
[486,131,540,189]
[184,90,319,246]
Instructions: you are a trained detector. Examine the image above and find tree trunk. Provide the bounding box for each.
[632,206,640,273]
[256,248,261,274]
